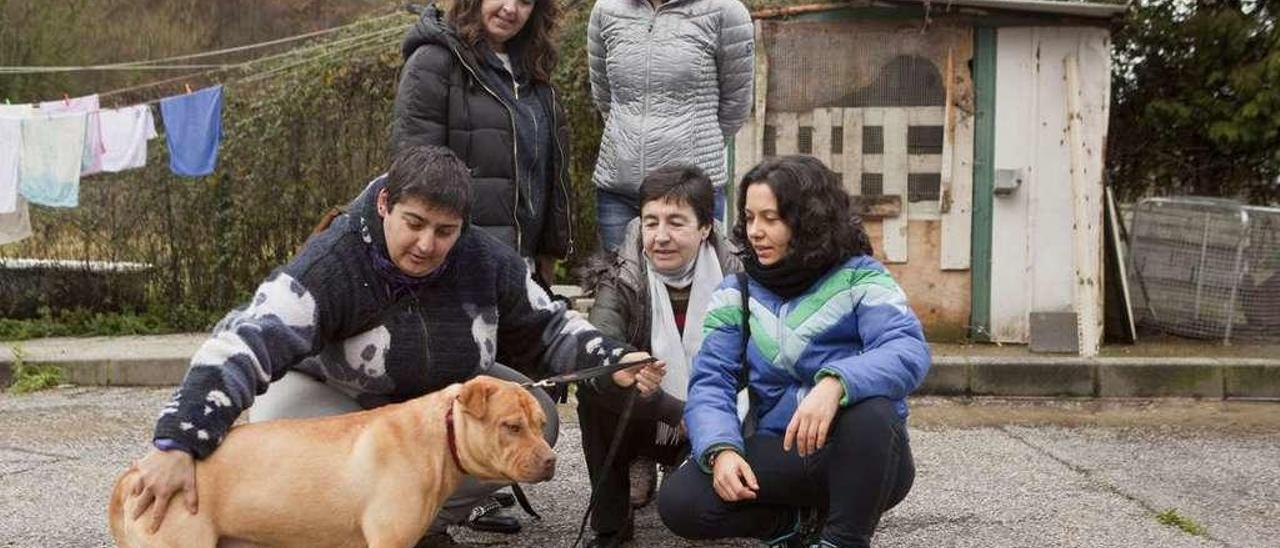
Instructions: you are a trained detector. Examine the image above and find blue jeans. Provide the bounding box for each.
[596,187,726,252]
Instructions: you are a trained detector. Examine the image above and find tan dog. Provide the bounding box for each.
[108,376,556,548]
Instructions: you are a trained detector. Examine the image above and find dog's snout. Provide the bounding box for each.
[540,454,557,480]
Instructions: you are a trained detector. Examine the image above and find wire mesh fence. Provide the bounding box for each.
[1128,197,1280,342]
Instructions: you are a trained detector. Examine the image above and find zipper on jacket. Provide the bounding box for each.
[447,43,524,252]
[777,300,791,375]
[640,4,663,184]
[409,293,433,370]
[549,86,575,256]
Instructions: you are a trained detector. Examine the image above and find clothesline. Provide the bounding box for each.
[235,31,403,86]
[97,24,408,107]
[2,19,406,246]
[1,64,241,74]
[0,10,407,74]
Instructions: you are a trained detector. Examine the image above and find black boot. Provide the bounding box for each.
[463,496,521,534]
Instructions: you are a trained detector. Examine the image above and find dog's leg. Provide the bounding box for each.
[362,516,431,548]
[363,527,426,548]
[362,499,433,548]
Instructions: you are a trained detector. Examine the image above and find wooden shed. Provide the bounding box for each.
[731,0,1123,354]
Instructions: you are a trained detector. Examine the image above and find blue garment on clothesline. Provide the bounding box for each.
[160,85,223,177]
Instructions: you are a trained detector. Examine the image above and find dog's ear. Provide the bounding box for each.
[459,377,501,420]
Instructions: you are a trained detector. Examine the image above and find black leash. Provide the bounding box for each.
[509,484,542,521]
[514,356,654,546]
[519,357,658,389]
[571,388,637,548]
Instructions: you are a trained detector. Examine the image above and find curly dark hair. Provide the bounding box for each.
[448,0,561,83]
[732,155,873,268]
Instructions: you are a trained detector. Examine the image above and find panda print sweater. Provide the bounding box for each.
[154,175,628,459]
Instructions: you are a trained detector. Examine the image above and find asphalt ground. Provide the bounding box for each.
[1,388,1277,548]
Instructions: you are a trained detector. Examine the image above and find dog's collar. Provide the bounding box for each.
[446,400,469,475]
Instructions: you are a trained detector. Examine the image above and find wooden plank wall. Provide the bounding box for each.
[728,20,979,339]
[734,105,971,338]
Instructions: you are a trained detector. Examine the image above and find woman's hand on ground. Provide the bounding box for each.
[129,448,198,533]
[610,351,666,396]
[711,450,758,502]
[784,376,845,457]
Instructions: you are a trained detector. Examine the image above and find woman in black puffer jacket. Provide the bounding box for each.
[393,0,573,287]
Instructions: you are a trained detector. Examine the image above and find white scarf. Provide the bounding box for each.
[647,240,721,401]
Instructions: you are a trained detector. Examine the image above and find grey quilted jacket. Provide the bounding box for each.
[588,0,754,195]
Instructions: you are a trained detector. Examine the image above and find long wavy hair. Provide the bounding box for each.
[732,155,874,268]
[447,0,561,83]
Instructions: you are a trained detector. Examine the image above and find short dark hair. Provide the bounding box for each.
[639,164,716,229]
[385,145,472,220]
[732,155,873,267]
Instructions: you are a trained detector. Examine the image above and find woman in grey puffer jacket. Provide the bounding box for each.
[588,0,754,251]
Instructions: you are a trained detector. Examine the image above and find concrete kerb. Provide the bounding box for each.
[3,334,1279,399]
[1224,359,1280,399]
[924,356,1280,399]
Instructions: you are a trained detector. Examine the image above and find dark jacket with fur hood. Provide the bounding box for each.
[392,4,574,259]
[578,217,741,423]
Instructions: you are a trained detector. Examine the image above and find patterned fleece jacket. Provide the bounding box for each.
[154,175,629,459]
[685,254,931,471]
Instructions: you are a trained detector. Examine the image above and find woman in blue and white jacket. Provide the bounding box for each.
[658,155,930,548]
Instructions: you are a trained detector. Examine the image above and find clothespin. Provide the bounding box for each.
[63,93,71,106]
[184,83,193,95]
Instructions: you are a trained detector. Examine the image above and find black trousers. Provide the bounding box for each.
[657,397,914,548]
[577,393,687,536]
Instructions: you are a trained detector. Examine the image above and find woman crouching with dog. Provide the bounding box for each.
[658,155,930,548]
[123,145,666,548]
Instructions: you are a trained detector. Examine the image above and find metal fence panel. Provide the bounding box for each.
[1128,197,1280,342]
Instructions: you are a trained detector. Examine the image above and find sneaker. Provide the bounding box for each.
[628,457,658,508]
[763,507,825,548]
[586,519,635,548]
[764,532,808,548]
[585,532,628,548]
[463,497,521,534]
[493,490,516,508]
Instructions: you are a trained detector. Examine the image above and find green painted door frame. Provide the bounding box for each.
[970,26,996,341]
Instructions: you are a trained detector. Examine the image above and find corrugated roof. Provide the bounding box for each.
[753,0,1127,20]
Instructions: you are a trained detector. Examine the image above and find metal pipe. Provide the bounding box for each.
[1193,210,1210,324]
[1224,208,1251,344]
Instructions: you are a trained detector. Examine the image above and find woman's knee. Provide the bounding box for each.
[832,397,900,445]
[657,462,720,539]
[248,371,360,423]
